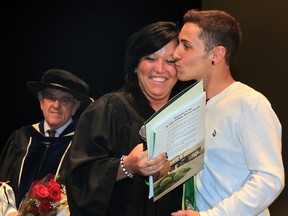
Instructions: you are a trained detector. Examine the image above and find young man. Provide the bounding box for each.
[171,9,284,216]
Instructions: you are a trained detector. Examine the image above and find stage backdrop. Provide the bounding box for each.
[2,0,201,151]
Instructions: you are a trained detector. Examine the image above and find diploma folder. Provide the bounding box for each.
[139,80,206,201]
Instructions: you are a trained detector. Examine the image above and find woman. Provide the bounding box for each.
[66,21,192,216]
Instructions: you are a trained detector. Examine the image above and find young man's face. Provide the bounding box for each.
[173,23,211,81]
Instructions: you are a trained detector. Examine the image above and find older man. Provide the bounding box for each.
[0,68,93,215]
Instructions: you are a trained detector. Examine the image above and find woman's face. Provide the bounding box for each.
[137,39,178,109]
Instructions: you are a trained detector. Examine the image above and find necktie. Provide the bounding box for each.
[47,129,56,137]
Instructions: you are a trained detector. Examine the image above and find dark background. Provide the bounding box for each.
[2,0,287,214]
[2,0,201,144]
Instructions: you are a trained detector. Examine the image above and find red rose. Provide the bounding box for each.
[47,179,60,189]
[46,179,62,202]
[28,204,39,214]
[33,183,49,199]
[18,174,68,216]
[38,200,51,214]
[49,186,62,202]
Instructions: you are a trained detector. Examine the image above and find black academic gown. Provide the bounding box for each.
[0,120,77,208]
[66,91,182,216]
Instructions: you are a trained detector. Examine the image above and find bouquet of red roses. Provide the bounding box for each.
[18,174,68,216]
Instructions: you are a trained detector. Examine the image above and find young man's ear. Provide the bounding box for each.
[211,46,226,64]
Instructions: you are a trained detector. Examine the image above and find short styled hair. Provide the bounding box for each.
[183,9,242,64]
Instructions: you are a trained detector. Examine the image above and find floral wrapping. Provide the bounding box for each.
[18,174,68,216]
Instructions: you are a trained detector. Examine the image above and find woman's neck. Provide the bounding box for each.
[150,100,168,111]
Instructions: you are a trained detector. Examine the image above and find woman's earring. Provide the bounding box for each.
[211,61,215,65]
[134,68,137,73]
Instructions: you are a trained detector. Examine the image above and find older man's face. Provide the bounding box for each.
[40,88,80,129]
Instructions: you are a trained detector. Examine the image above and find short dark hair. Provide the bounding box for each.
[123,21,187,118]
[124,21,179,75]
[183,9,242,64]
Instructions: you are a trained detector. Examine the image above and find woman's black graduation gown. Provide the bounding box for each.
[66,91,182,216]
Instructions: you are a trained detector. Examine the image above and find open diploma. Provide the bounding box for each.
[141,80,205,201]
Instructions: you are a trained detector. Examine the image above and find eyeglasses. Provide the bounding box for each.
[42,93,74,105]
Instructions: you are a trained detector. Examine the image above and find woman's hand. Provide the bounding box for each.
[7,212,18,216]
[171,210,200,216]
[125,143,167,176]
